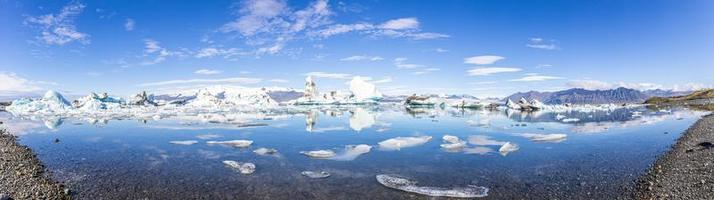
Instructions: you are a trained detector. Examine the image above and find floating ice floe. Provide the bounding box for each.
[253,147,278,156]
[222,160,256,174]
[440,135,467,152]
[196,134,221,140]
[300,150,337,159]
[562,118,580,123]
[517,133,567,143]
[376,174,489,198]
[169,140,198,145]
[555,113,566,120]
[378,136,432,151]
[207,140,253,148]
[301,171,331,179]
[498,142,519,156]
[331,144,372,161]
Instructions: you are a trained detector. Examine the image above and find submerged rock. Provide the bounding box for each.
[169,140,198,145]
[222,160,256,174]
[300,150,336,158]
[207,140,253,148]
[376,174,489,198]
[378,136,432,151]
[301,171,331,179]
[499,142,519,156]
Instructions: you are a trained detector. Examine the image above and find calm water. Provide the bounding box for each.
[0,106,707,199]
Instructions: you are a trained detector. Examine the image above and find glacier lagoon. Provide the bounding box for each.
[0,106,707,199]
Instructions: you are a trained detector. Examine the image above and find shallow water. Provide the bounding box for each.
[0,106,707,199]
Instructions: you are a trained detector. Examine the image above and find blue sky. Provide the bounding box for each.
[1,0,713,98]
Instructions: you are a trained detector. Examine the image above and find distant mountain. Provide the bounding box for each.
[645,89,714,104]
[641,89,691,98]
[505,87,651,104]
[267,90,303,103]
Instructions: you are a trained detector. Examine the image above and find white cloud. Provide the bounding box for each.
[469,81,497,85]
[393,57,424,69]
[412,68,440,75]
[536,64,553,68]
[371,77,393,84]
[339,55,383,61]
[526,37,558,50]
[194,69,222,75]
[566,79,612,90]
[379,17,419,30]
[464,55,505,65]
[195,47,246,60]
[467,67,522,76]
[509,74,564,82]
[124,18,135,31]
[0,72,58,96]
[139,77,262,87]
[269,79,289,83]
[141,39,186,65]
[24,1,90,45]
[304,72,352,79]
[434,48,449,53]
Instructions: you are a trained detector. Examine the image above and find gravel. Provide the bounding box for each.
[0,128,70,200]
[634,114,714,199]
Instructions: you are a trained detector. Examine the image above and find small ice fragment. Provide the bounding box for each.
[518,133,567,143]
[440,142,467,151]
[152,115,161,120]
[562,118,580,123]
[253,147,278,155]
[331,144,371,161]
[376,174,489,198]
[207,140,253,148]
[378,136,432,151]
[442,135,461,144]
[169,140,198,145]
[555,114,566,120]
[300,150,336,158]
[301,171,331,179]
[498,142,519,156]
[222,160,256,174]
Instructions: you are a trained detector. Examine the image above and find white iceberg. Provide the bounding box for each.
[498,142,519,156]
[331,144,371,161]
[301,171,331,179]
[222,160,256,174]
[6,90,72,114]
[517,133,567,143]
[300,150,336,158]
[440,135,466,152]
[253,147,278,156]
[376,174,489,198]
[442,135,461,144]
[505,98,521,110]
[206,140,253,148]
[378,136,432,151]
[349,76,382,102]
[169,140,198,145]
[562,118,580,123]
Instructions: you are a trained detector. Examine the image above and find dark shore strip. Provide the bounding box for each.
[0,127,70,200]
[634,114,714,199]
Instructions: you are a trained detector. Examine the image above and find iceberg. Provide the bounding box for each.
[349,76,383,102]
[169,140,198,145]
[206,140,253,148]
[505,98,521,110]
[440,135,467,151]
[517,133,567,143]
[301,171,331,179]
[128,91,157,106]
[300,150,336,159]
[498,142,519,156]
[376,174,489,198]
[222,160,256,174]
[6,90,72,114]
[253,147,278,156]
[562,118,580,123]
[331,144,371,161]
[378,136,432,151]
[442,135,461,144]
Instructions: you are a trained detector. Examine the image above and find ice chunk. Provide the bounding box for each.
[196,134,221,140]
[442,135,461,144]
[376,174,489,198]
[301,171,331,179]
[562,118,580,123]
[440,142,467,152]
[300,150,336,158]
[378,136,432,151]
[349,76,383,101]
[207,140,253,148]
[169,140,198,145]
[43,90,72,107]
[555,114,566,120]
[518,133,567,143]
[331,144,371,161]
[253,147,278,156]
[498,142,519,156]
[222,160,256,174]
[505,98,521,110]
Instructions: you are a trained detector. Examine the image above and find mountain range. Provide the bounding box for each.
[505,87,691,104]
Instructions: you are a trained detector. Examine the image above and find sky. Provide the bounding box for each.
[1,0,713,99]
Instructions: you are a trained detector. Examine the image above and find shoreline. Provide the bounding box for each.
[0,127,70,200]
[634,113,714,199]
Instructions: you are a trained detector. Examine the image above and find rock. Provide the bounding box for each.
[301,171,330,179]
